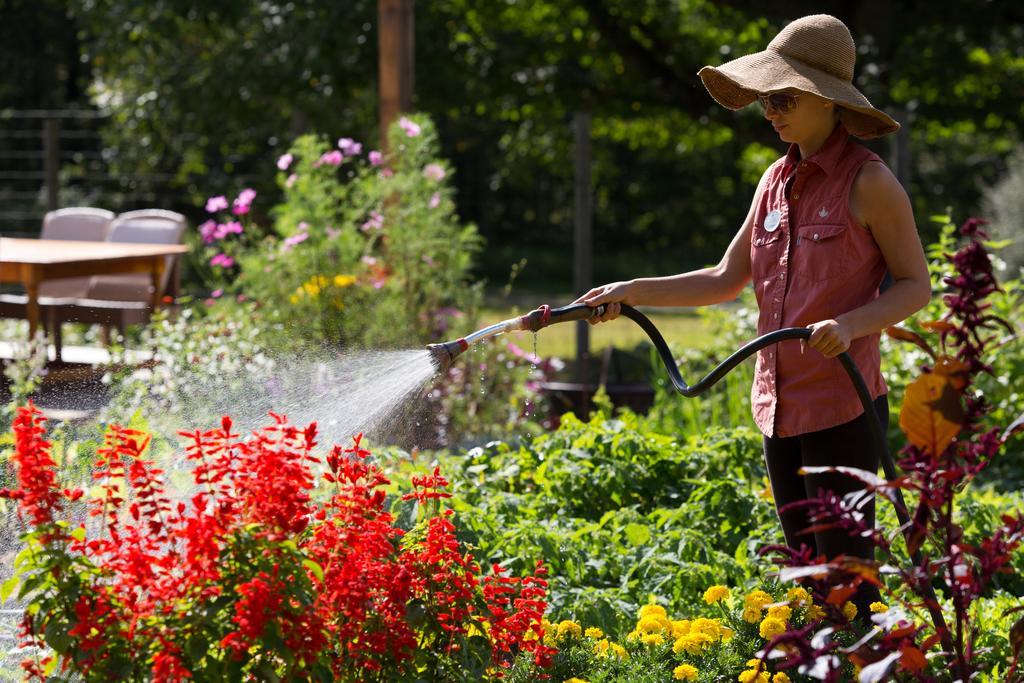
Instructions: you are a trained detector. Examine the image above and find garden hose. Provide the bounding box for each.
[429,301,948,638]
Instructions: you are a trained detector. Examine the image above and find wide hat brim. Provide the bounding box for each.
[698,49,899,140]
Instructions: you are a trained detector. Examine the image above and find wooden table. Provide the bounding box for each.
[0,238,189,336]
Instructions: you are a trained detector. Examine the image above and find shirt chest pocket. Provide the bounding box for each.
[793,222,850,282]
[750,224,785,281]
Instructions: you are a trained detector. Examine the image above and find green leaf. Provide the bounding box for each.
[302,558,324,583]
[623,523,651,547]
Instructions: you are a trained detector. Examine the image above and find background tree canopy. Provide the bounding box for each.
[3,0,1022,292]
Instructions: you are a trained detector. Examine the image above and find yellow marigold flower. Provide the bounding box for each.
[742,606,763,624]
[333,274,356,287]
[759,616,787,640]
[773,673,792,683]
[674,663,699,681]
[806,603,826,621]
[585,626,604,639]
[738,671,770,683]
[638,615,670,634]
[786,587,810,606]
[593,639,610,657]
[563,679,589,683]
[638,603,668,621]
[842,601,858,621]
[557,620,582,641]
[672,632,713,655]
[641,633,665,646]
[671,619,691,638]
[745,590,773,609]
[289,294,300,304]
[611,643,628,659]
[691,617,723,639]
[870,601,889,613]
[703,585,730,604]
[767,604,792,622]
[746,659,764,669]
[721,626,735,641]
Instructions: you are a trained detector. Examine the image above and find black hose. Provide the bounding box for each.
[614,304,949,635]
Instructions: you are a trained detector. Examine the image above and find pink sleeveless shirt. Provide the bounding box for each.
[749,123,888,438]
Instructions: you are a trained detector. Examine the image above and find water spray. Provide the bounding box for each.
[427,300,949,636]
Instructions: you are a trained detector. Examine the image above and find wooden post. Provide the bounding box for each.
[573,111,593,412]
[378,0,414,152]
[44,118,60,212]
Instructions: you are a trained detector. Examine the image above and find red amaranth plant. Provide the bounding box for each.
[759,217,1024,681]
[1,409,551,681]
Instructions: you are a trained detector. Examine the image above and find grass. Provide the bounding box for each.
[477,304,715,361]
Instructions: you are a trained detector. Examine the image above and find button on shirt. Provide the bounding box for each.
[749,123,889,437]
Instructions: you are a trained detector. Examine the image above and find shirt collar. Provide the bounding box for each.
[783,122,850,177]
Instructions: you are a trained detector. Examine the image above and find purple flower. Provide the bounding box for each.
[429,192,441,208]
[211,288,223,298]
[399,116,421,137]
[232,188,257,215]
[210,253,234,268]
[285,173,298,188]
[368,150,383,166]
[422,163,446,181]
[277,153,294,171]
[205,195,228,213]
[337,137,362,155]
[199,219,218,244]
[316,150,343,167]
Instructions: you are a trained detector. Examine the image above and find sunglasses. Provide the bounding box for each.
[756,92,801,113]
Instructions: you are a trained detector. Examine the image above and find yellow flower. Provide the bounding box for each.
[746,660,764,669]
[759,616,787,640]
[742,606,763,624]
[721,626,735,641]
[773,673,792,683]
[611,643,628,659]
[557,620,582,641]
[641,632,665,646]
[584,626,604,639]
[870,601,889,613]
[593,639,610,657]
[691,617,723,639]
[738,671,770,683]
[289,294,300,304]
[806,603,825,621]
[670,619,691,638]
[563,679,589,683]
[672,632,713,655]
[674,663,699,681]
[745,590,773,609]
[703,585,730,604]
[842,601,858,621]
[767,605,792,621]
[625,629,641,641]
[638,603,668,621]
[786,587,810,606]
[333,273,356,287]
[637,615,671,634]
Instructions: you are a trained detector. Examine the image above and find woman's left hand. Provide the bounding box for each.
[803,318,853,358]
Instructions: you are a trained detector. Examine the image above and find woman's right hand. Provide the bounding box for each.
[572,280,637,325]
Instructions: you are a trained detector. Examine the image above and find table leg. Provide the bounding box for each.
[24,268,40,339]
[151,257,167,309]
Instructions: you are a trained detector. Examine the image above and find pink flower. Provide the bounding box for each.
[422,163,446,181]
[361,255,378,266]
[210,253,235,268]
[379,168,394,179]
[316,150,343,167]
[337,138,362,155]
[429,192,441,209]
[211,289,223,298]
[399,116,421,137]
[285,173,298,188]
[212,221,243,240]
[368,150,383,166]
[276,153,294,170]
[233,188,257,215]
[199,219,218,244]
[284,232,309,247]
[205,195,228,213]
[326,226,341,239]
[361,211,384,232]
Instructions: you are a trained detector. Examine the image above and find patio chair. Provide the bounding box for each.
[44,210,187,358]
[0,208,115,357]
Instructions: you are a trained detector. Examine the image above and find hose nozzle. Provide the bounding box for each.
[426,338,469,373]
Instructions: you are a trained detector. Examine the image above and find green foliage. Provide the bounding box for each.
[233,114,483,349]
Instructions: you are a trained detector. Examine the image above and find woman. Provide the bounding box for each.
[575,14,931,617]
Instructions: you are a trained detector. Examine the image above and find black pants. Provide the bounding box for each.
[763,394,888,617]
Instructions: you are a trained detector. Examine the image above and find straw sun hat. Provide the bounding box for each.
[698,14,899,139]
